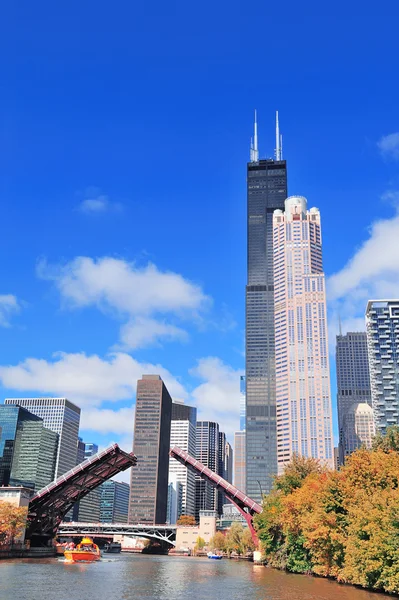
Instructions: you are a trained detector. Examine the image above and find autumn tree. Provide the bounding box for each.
[194,536,206,553]
[372,425,399,453]
[176,515,196,526]
[0,502,28,545]
[209,531,226,552]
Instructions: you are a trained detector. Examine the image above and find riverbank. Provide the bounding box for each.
[0,546,56,560]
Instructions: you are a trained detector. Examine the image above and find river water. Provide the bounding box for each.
[0,553,390,600]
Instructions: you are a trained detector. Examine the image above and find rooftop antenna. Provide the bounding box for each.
[338,314,343,337]
[250,109,259,162]
[275,110,282,161]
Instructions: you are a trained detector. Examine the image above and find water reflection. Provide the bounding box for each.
[0,554,389,600]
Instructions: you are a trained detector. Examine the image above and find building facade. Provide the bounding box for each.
[336,331,372,463]
[246,114,288,500]
[73,439,101,522]
[129,375,172,524]
[0,405,58,491]
[366,300,399,433]
[166,473,183,524]
[234,431,246,492]
[195,421,219,519]
[342,403,375,454]
[168,401,197,519]
[5,398,80,477]
[273,196,334,472]
[240,375,246,431]
[100,480,130,523]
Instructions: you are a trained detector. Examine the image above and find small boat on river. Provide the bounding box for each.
[64,537,101,563]
[207,552,222,560]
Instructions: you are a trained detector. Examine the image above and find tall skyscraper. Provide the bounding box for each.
[240,375,246,431]
[366,300,399,434]
[273,196,334,471]
[166,473,183,525]
[5,398,80,477]
[234,431,246,491]
[168,401,197,519]
[246,112,288,500]
[336,331,372,464]
[342,403,375,454]
[195,420,219,519]
[100,480,130,523]
[129,375,172,524]
[0,405,58,491]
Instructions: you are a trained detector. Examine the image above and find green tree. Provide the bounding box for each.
[275,453,324,495]
[225,522,245,555]
[372,426,399,453]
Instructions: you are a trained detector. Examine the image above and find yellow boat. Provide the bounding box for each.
[64,537,101,563]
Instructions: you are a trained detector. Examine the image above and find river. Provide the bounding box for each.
[0,553,391,600]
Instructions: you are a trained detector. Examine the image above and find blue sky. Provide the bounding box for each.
[1,1,399,462]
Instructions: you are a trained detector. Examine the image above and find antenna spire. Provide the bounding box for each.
[275,111,282,161]
[250,110,259,162]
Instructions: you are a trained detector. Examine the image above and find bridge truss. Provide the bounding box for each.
[27,444,137,541]
[170,446,262,544]
[58,522,176,546]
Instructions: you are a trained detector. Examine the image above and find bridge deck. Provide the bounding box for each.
[27,443,137,539]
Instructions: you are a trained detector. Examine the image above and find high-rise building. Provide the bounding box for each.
[273,196,334,472]
[0,405,58,490]
[217,432,233,515]
[129,375,172,524]
[234,431,246,491]
[84,442,98,458]
[168,401,197,519]
[336,332,372,464]
[342,403,375,454]
[167,473,183,525]
[5,398,80,477]
[195,421,219,519]
[246,112,288,501]
[366,300,399,434]
[73,439,101,522]
[100,480,130,523]
[240,376,246,431]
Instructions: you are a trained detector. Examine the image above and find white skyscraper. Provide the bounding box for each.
[366,300,399,433]
[5,398,80,477]
[168,401,197,519]
[273,196,334,472]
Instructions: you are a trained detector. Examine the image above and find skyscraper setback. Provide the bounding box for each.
[246,112,287,500]
[273,196,334,471]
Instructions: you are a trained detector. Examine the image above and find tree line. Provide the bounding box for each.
[254,427,399,594]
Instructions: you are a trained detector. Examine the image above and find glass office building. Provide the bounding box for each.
[0,405,58,491]
[246,119,288,500]
[195,420,219,519]
[336,331,372,464]
[5,398,80,477]
[101,480,130,523]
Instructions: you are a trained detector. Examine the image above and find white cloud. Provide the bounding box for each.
[119,317,188,350]
[378,132,399,160]
[0,295,21,327]
[0,351,187,408]
[37,256,211,349]
[190,357,244,440]
[327,205,399,340]
[81,406,134,435]
[78,195,122,214]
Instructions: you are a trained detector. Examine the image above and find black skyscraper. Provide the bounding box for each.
[246,112,287,500]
